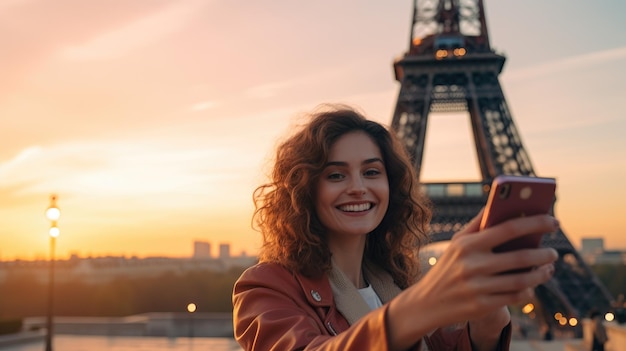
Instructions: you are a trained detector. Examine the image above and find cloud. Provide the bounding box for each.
[0,146,42,175]
[504,46,626,83]
[243,58,380,100]
[0,135,262,209]
[58,0,209,61]
[245,81,293,100]
[190,100,218,112]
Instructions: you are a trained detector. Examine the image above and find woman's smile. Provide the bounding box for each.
[337,202,373,213]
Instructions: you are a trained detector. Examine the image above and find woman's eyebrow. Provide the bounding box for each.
[363,157,384,165]
[323,158,384,168]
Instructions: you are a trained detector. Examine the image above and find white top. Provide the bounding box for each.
[358,284,383,310]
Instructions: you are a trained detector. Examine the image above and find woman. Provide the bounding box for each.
[233,104,559,350]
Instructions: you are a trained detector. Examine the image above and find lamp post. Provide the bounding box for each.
[187,303,196,338]
[45,195,60,351]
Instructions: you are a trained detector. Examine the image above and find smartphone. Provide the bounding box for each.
[480,175,556,255]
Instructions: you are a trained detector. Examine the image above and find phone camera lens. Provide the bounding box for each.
[499,184,511,199]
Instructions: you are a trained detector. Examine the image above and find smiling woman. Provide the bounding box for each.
[232,104,560,351]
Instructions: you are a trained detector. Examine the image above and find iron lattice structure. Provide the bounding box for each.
[391,0,614,332]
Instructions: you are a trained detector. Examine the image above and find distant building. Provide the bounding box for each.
[193,240,212,259]
[0,241,258,285]
[581,237,626,265]
[219,243,230,260]
[582,238,605,255]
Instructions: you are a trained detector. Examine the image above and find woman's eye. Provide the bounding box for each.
[327,172,344,180]
[364,169,381,177]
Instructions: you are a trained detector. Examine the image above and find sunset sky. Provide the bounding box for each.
[1,0,625,260]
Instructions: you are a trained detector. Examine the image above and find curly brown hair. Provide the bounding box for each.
[253,104,431,288]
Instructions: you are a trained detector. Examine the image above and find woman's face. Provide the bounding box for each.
[315,131,389,244]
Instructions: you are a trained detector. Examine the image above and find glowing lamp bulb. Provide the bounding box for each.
[187,303,197,313]
[46,207,60,221]
[49,227,60,238]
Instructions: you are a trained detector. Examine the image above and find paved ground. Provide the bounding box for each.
[512,340,565,351]
[511,340,585,351]
[0,333,584,351]
[0,331,45,348]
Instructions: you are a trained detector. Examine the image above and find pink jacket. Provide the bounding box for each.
[233,262,511,350]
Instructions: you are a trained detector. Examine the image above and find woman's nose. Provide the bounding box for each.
[347,177,366,195]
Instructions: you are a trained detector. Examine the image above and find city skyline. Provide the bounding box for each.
[1,0,625,260]
[0,239,251,262]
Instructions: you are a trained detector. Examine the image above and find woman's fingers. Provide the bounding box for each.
[461,214,559,251]
[467,263,556,296]
[470,288,537,311]
[443,215,559,277]
[465,247,558,276]
[454,264,556,315]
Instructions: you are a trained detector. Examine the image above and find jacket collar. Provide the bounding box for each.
[292,260,403,326]
[329,259,403,325]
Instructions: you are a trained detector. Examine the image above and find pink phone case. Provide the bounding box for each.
[480,175,556,254]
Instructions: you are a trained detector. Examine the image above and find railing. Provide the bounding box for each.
[421,181,488,198]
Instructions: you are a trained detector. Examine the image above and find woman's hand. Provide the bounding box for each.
[458,211,556,350]
[387,210,559,351]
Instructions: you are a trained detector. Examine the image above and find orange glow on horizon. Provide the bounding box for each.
[1,1,625,261]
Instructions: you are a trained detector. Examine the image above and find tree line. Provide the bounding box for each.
[0,266,246,319]
[1,264,624,320]
[591,263,626,302]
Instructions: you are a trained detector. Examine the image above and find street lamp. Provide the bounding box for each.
[45,195,60,351]
[187,303,196,338]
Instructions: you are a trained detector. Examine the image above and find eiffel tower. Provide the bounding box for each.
[390,0,614,332]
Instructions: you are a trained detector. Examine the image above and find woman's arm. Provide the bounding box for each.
[387,211,558,351]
